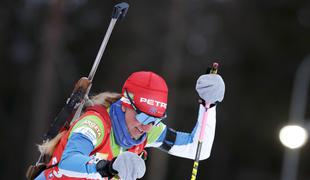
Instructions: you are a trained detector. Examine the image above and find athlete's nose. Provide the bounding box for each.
[139,123,153,132]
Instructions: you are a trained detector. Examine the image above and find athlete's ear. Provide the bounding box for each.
[121,105,126,112]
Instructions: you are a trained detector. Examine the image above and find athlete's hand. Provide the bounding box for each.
[96,151,145,180]
[112,151,146,180]
[196,74,225,104]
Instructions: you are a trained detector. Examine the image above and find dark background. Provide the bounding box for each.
[1,0,310,179]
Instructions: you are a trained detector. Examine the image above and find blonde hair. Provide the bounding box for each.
[37,131,66,157]
[37,91,121,158]
[85,91,121,107]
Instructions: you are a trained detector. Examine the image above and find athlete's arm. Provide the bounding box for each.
[146,104,216,160]
[58,133,98,171]
[57,115,106,179]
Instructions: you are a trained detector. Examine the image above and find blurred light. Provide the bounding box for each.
[279,125,308,149]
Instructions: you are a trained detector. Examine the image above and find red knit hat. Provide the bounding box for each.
[121,71,168,117]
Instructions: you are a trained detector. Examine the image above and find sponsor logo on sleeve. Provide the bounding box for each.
[82,120,102,138]
[74,126,98,146]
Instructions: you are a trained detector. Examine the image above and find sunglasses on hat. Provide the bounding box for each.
[125,90,167,125]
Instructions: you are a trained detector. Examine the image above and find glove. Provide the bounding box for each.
[96,159,117,178]
[96,151,146,180]
[112,151,146,180]
[195,74,225,104]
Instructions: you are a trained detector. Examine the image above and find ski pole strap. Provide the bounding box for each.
[159,128,177,152]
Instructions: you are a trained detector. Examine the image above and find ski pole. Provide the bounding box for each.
[71,2,129,124]
[191,62,219,180]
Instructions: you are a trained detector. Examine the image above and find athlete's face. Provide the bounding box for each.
[122,105,153,139]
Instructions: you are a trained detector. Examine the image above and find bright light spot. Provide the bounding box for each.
[279,125,308,149]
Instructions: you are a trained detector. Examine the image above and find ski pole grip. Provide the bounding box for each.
[210,62,218,74]
[199,62,219,140]
[206,62,218,74]
[112,2,129,19]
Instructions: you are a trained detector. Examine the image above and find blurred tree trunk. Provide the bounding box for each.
[146,0,187,180]
[25,0,64,168]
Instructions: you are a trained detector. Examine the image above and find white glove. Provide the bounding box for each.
[196,74,225,103]
[112,151,146,180]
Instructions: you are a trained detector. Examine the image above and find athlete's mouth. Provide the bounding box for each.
[136,127,144,134]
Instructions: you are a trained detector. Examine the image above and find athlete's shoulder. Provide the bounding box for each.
[70,113,106,148]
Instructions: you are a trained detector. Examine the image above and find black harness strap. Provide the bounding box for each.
[159,128,177,152]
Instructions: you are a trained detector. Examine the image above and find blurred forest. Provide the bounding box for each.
[0,0,309,179]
